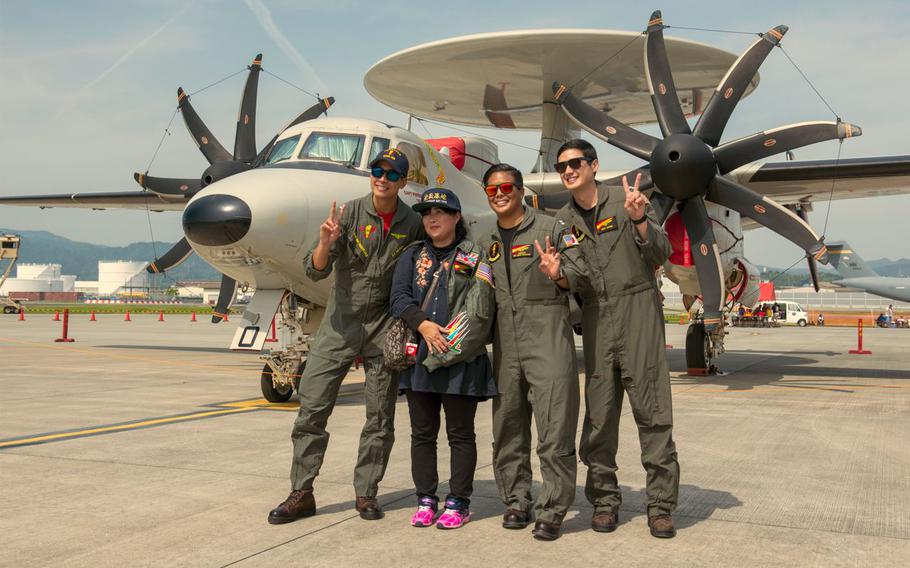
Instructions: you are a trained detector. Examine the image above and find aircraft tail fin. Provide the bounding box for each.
[826,241,878,278]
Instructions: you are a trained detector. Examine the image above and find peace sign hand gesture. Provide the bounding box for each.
[319,201,346,247]
[623,173,650,221]
[535,235,561,281]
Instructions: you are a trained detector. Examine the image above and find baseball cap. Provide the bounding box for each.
[368,147,409,177]
[413,187,461,214]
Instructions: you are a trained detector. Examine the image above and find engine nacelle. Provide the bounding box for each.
[729,257,760,308]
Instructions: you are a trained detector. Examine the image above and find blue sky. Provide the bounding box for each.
[1,0,908,268]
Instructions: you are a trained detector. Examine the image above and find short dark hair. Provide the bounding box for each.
[482,163,523,188]
[556,138,598,162]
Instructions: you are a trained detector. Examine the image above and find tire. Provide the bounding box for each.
[797,319,807,327]
[261,363,293,403]
[685,323,709,370]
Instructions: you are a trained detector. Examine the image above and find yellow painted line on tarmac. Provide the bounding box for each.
[673,384,905,394]
[0,407,252,449]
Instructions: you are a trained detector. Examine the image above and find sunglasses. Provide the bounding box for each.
[483,182,519,197]
[371,167,404,182]
[554,157,593,174]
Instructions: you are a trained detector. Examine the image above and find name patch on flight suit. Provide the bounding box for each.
[596,216,617,234]
[489,241,502,262]
[571,225,586,241]
[511,244,532,258]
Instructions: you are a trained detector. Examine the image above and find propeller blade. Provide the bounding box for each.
[678,197,725,330]
[146,237,193,274]
[254,97,335,166]
[793,205,821,292]
[482,84,517,129]
[644,11,691,136]
[714,121,861,174]
[133,172,201,197]
[692,25,788,147]
[233,54,262,163]
[706,176,829,263]
[648,191,676,225]
[552,82,659,162]
[177,87,232,165]
[211,275,237,323]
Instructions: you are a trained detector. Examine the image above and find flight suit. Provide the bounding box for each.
[482,206,585,523]
[290,193,422,497]
[555,184,679,517]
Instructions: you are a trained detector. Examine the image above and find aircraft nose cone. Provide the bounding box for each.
[182,194,252,246]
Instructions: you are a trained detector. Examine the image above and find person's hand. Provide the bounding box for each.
[418,320,449,354]
[319,201,346,247]
[534,236,561,281]
[623,173,649,221]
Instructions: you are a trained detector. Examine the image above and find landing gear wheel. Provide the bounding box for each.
[261,362,302,403]
[685,323,711,372]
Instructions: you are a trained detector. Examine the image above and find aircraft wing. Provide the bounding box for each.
[733,155,910,203]
[0,191,186,212]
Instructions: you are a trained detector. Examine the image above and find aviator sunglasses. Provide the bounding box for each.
[483,182,519,197]
[371,167,404,182]
[554,157,593,174]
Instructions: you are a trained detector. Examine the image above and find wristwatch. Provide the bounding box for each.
[550,266,566,282]
[631,215,648,225]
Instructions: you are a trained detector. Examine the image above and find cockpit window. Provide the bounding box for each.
[368,137,390,163]
[299,132,365,165]
[266,135,300,164]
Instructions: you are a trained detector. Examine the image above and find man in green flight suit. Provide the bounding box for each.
[553,139,680,539]
[480,163,586,541]
[268,148,423,524]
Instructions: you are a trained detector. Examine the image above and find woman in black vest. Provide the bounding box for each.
[390,187,496,530]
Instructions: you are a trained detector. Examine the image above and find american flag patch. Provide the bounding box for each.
[562,233,579,248]
[475,261,495,288]
[455,250,479,268]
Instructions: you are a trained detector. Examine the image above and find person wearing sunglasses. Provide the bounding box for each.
[552,139,679,539]
[479,163,586,541]
[269,148,423,526]
[389,187,497,530]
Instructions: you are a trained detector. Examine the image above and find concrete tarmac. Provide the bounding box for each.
[1,313,908,567]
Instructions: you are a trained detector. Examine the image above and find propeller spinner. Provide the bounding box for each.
[553,10,860,329]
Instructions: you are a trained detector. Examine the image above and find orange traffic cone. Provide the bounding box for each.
[190,311,197,322]
[18,309,25,321]
[158,310,165,322]
[53,310,60,321]
[89,310,96,322]
[223,313,229,322]
[124,310,131,322]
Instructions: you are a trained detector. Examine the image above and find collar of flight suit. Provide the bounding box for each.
[359,192,409,229]
[486,205,539,243]
[564,181,622,241]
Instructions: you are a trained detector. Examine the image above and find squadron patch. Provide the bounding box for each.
[571,225,587,241]
[361,224,376,239]
[455,250,479,269]
[511,244,532,259]
[488,241,502,262]
[475,261,495,288]
[596,216,617,234]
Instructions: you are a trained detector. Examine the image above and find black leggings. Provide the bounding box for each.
[405,390,478,503]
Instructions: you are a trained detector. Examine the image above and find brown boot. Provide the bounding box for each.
[532,519,562,541]
[355,496,384,520]
[591,510,618,533]
[268,489,316,525]
[648,514,676,538]
[502,508,530,529]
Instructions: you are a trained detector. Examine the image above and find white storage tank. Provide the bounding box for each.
[98,261,148,296]
[17,263,61,280]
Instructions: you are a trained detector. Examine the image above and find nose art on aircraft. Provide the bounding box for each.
[182,194,252,246]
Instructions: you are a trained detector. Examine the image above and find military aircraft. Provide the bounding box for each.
[826,242,910,303]
[3,12,910,395]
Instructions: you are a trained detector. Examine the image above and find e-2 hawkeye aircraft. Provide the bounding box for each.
[3,13,910,396]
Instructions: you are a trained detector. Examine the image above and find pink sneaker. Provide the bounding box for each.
[410,496,438,528]
[436,499,470,530]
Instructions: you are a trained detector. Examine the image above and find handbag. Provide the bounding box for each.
[384,254,449,372]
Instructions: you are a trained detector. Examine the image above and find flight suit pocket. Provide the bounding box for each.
[525,269,559,301]
[628,364,673,428]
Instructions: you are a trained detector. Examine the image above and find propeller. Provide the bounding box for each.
[792,204,821,292]
[134,54,335,321]
[552,10,860,330]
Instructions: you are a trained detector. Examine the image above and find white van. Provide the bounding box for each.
[754,301,810,327]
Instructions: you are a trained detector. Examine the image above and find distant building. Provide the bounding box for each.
[0,263,78,298]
